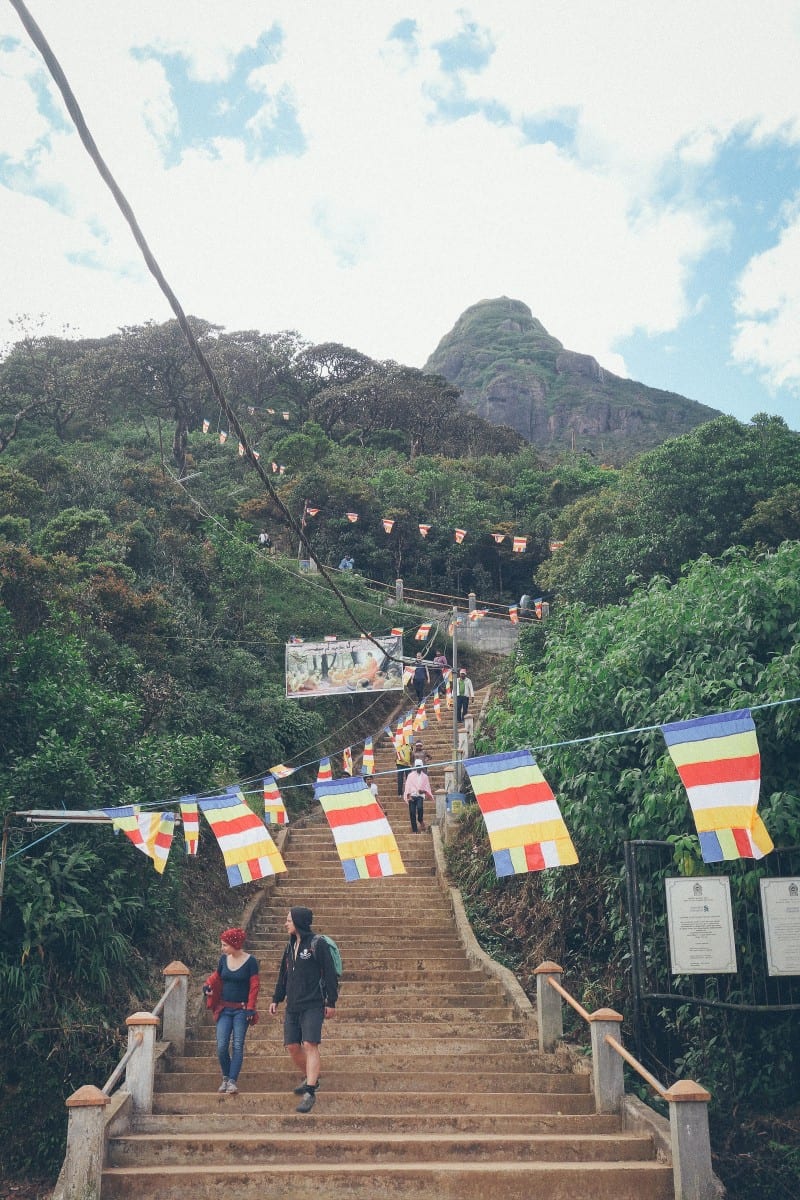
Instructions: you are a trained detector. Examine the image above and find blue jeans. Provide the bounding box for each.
[215,1008,249,1082]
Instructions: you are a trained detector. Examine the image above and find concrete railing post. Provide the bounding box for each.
[534,961,563,1052]
[588,1008,625,1113]
[664,1080,715,1200]
[161,961,191,1054]
[468,591,476,613]
[53,1085,110,1200]
[395,578,403,604]
[124,1012,160,1113]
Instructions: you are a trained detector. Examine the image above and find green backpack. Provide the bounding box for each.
[311,933,343,979]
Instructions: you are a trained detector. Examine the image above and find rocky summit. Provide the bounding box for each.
[424,297,721,462]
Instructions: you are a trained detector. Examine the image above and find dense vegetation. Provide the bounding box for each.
[2,318,800,1192]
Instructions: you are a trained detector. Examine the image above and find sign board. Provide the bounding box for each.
[760,878,800,977]
[285,634,403,699]
[665,877,737,974]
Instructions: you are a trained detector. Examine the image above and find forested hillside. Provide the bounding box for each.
[1,318,800,1191]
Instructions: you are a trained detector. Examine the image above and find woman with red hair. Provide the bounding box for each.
[203,927,259,1094]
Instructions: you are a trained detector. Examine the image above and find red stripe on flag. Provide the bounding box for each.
[525,842,546,871]
[365,853,382,877]
[677,754,760,788]
[248,857,265,880]
[203,812,262,837]
[475,780,554,812]
[732,828,752,857]
[325,802,385,828]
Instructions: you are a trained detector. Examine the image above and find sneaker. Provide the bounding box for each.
[296,1090,316,1113]
[292,1077,321,1095]
[225,1080,239,1094]
[217,1078,229,1093]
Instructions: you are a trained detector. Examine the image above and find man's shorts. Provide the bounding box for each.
[284,1005,324,1046]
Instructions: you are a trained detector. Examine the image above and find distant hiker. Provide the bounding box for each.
[203,927,260,1095]
[403,759,434,833]
[412,652,429,703]
[269,906,338,1114]
[395,736,412,797]
[456,667,474,724]
[258,530,272,549]
[432,650,449,686]
[338,555,354,571]
[365,774,385,814]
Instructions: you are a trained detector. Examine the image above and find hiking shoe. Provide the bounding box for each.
[217,1078,229,1093]
[296,1090,316,1113]
[225,1080,239,1094]
[293,1077,321,1095]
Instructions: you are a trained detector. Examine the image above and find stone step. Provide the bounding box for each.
[101,1160,674,1200]
[155,1070,589,1095]
[168,1048,555,1072]
[184,1036,539,1057]
[186,1022,533,1043]
[108,1130,657,1168]
[135,1111,620,1136]
[150,1089,598,1116]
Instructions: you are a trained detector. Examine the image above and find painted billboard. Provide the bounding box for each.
[285,634,403,699]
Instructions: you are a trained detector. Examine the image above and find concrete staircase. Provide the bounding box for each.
[101,691,674,1199]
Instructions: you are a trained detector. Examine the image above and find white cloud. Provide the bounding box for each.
[732,210,800,392]
[0,0,799,423]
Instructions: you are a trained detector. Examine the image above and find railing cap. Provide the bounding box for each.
[126,1011,160,1027]
[663,1079,711,1103]
[66,1084,110,1109]
[163,960,191,977]
[588,1007,624,1023]
[534,960,563,975]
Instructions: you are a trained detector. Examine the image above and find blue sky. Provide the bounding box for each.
[1,1,799,430]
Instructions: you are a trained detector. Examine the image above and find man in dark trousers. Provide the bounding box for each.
[269,906,338,1113]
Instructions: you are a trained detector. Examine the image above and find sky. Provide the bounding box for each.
[1,1,799,430]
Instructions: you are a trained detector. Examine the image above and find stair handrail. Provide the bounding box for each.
[52,961,191,1200]
[535,961,717,1200]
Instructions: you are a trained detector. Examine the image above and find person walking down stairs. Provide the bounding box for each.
[202,927,259,1096]
[269,906,338,1113]
[403,759,434,833]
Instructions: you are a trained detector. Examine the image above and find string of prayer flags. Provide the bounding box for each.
[418,524,431,538]
[317,757,333,783]
[202,418,210,433]
[179,798,200,856]
[315,775,405,881]
[342,746,353,776]
[415,623,432,641]
[513,536,527,553]
[198,793,286,886]
[454,528,467,543]
[509,605,519,624]
[660,709,774,863]
[262,775,288,826]
[382,518,395,533]
[464,749,578,879]
[346,512,359,523]
[362,736,375,776]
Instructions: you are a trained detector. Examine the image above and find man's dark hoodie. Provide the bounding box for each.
[272,906,338,1010]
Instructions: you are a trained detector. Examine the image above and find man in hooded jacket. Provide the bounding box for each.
[269,905,338,1113]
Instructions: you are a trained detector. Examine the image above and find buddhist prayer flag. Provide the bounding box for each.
[317,757,333,783]
[402,666,413,687]
[362,737,375,775]
[509,605,519,624]
[660,709,773,863]
[433,692,441,721]
[104,806,175,874]
[492,532,505,543]
[403,711,414,742]
[202,419,210,433]
[179,798,200,856]
[315,775,405,881]
[270,763,295,779]
[279,465,286,475]
[445,679,452,708]
[469,609,487,622]
[247,406,255,415]
[418,524,431,538]
[342,746,354,775]
[415,623,432,641]
[464,750,578,878]
[382,518,395,533]
[413,702,427,731]
[271,461,278,472]
[549,539,565,552]
[267,408,275,415]
[346,512,359,523]
[282,411,290,420]
[391,627,404,637]
[534,599,544,618]
[238,442,245,456]
[306,506,320,517]
[513,536,527,553]
[219,430,228,444]
[262,775,288,826]
[198,793,286,886]
[454,528,467,543]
